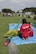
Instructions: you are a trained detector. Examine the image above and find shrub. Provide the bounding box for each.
[28,15,30,18]
[33,16,36,20]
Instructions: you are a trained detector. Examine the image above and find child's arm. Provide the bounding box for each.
[28,25,33,33]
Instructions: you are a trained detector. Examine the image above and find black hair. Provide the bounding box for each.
[22,18,27,24]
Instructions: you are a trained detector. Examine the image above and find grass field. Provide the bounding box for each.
[0,14,36,54]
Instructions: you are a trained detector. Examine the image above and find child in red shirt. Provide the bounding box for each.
[19,18,33,40]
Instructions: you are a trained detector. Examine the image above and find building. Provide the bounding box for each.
[17,9,23,17]
[23,12,36,19]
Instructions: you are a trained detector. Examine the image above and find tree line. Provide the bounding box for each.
[23,7,36,13]
[2,7,36,14]
[2,8,15,13]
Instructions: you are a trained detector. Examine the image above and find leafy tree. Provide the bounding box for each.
[22,7,36,13]
[2,8,15,13]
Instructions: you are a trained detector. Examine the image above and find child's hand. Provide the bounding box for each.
[28,28,32,33]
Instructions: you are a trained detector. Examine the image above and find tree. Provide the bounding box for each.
[2,8,15,13]
[22,7,36,13]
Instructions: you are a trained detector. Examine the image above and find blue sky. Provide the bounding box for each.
[0,0,36,12]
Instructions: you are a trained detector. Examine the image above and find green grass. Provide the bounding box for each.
[18,44,36,54]
[0,14,36,54]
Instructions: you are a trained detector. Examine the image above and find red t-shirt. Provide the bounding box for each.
[20,23,32,39]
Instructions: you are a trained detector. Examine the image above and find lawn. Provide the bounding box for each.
[0,14,36,54]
